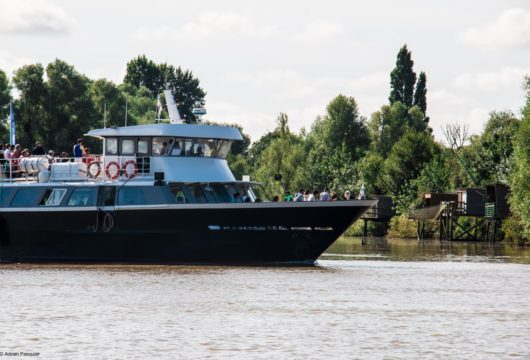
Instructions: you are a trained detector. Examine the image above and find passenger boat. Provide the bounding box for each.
[0,98,376,264]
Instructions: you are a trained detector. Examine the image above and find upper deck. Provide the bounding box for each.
[1,123,245,184]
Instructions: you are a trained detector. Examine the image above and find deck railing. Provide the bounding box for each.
[0,155,152,182]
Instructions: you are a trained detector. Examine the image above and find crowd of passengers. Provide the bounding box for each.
[0,139,95,178]
[270,186,366,202]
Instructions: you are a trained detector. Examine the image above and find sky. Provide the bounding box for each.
[0,0,529,142]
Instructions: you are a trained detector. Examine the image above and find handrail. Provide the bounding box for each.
[0,155,152,183]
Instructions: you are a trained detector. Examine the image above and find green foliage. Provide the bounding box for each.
[356,151,385,195]
[413,72,427,114]
[507,77,530,242]
[0,69,10,119]
[369,102,427,157]
[381,130,438,212]
[389,45,417,107]
[124,55,206,122]
[90,79,126,128]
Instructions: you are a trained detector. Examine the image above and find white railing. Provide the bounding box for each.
[0,155,152,182]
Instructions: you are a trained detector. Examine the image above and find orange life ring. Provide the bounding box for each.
[105,161,120,180]
[87,161,101,178]
[122,160,138,179]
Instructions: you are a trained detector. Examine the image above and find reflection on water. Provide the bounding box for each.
[322,236,530,264]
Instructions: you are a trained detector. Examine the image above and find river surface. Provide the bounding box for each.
[0,237,529,359]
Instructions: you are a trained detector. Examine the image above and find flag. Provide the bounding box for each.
[156,94,163,119]
[9,101,15,145]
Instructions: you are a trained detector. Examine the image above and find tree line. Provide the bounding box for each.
[0,48,528,244]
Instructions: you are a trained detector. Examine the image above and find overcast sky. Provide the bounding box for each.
[0,0,529,142]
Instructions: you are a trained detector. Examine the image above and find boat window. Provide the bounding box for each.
[121,139,135,155]
[98,187,116,206]
[11,188,45,207]
[118,187,146,205]
[152,137,173,156]
[105,138,118,155]
[137,138,149,155]
[0,188,14,206]
[211,184,231,202]
[67,188,97,206]
[170,139,183,156]
[171,185,187,203]
[188,184,208,203]
[40,189,67,206]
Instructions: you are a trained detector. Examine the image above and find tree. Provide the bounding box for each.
[381,130,439,211]
[321,95,370,160]
[90,79,126,128]
[124,55,206,122]
[12,64,47,147]
[368,101,427,157]
[251,114,307,198]
[413,71,427,114]
[43,59,95,151]
[0,69,10,119]
[123,55,161,94]
[507,77,530,242]
[389,45,416,107]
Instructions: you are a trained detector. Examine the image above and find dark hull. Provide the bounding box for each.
[0,201,375,264]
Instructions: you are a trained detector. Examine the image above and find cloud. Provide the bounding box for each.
[0,51,34,76]
[207,101,276,140]
[459,8,530,50]
[0,0,76,35]
[453,67,529,92]
[347,72,388,93]
[134,11,278,41]
[290,21,344,42]
[430,107,490,143]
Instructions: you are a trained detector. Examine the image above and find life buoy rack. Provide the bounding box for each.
[105,161,120,180]
[122,160,138,179]
[87,161,102,178]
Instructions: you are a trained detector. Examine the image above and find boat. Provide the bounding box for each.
[0,95,376,264]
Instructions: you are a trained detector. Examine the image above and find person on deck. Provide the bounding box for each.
[73,139,85,158]
[32,141,45,156]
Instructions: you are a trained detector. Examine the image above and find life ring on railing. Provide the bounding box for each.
[122,160,138,179]
[87,161,102,178]
[105,161,120,180]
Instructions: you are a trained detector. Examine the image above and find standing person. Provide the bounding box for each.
[73,138,85,158]
[294,189,304,202]
[283,191,293,202]
[303,189,311,201]
[320,187,331,201]
[307,190,316,202]
[32,141,45,155]
[343,190,352,200]
[13,144,21,158]
[358,183,366,200]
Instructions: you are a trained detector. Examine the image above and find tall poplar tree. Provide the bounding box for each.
[389,45,416,107]
[413,72,427,114]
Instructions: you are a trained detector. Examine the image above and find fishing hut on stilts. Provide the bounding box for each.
[360,195,395,244]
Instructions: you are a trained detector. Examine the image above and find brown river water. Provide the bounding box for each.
[0,237,529,359]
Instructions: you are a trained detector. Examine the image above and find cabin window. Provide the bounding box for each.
[106,138,118,155]
[188,185,208,203]
[0,188,14,206]
[137,138,149,154]
[11,188,45,207]
[152,137,173,156]
[121,139,135,155]
[40,189,67,206]
[118,187,146,205]
[98,187,116,206]
[67,188,97,206]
